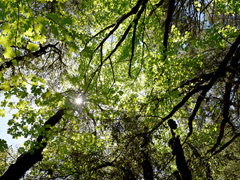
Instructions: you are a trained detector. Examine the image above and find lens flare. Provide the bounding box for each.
[75,97,82,104]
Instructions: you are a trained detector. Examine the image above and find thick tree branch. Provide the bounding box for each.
[150,85,206,133]
[212,133,240,156]
[185,34,240,140]
[168,120,192,179]
[163,0,175,54]
[207,50,239,154]
[150,34,239,140]
[176,72,214,91]
[0,43,60,72]
[208,79,232,153]
[140,134,154,180]
[142,151,154,180]
[169,136,192,180]
[0,109,65,180]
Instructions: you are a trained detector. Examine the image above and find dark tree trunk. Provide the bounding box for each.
[169,136,192,180]
[142,151,154,180]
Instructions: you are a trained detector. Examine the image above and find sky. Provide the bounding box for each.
[0,95,26,148]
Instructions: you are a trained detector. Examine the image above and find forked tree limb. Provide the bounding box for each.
[85,0,145,74]
[150,85,207,133]
[206,51,239,154]
[185,34,240,141]
[150,34,240,140]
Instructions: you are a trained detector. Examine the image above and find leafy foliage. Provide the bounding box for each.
[0,0,240,179]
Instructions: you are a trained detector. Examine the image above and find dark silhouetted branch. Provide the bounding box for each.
[0,43,59,72]
[212,133,240,156]
[163,0,175,53]
[185,34,240,141]
[169,136,192,180]
[129,0,148,78]
[207,51,239,154]
[150,85,206,133]
[0,109,65,180]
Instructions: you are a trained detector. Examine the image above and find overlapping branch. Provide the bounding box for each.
[84,0,152,91]
[207,48,240,154]
[185,34,240,140]
[150,34,240,148]
[150,85,206,133]
[85,0,146,73]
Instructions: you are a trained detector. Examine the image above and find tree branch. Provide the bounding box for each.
[207,48,239,154]
[0,43,60,72]
[169,136,192,180]
[163,0,175,54]
[212,133,240,156]
[150,85,206,133]
[148,0,165,17]
[0,109,65,180]
[185,34,240,141]
[85,0,146,77]
[129,0,148,78]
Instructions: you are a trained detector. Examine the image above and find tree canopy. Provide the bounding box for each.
[0,0,240,179]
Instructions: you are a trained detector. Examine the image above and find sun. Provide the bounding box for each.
[75,97,83,104]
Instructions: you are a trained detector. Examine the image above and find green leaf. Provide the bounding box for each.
[0,109,5,117]
[27,43,39,51]
[0,139,8,152]
[18,147,25,154]
[3,46,14,58]
[1,81,11,91]
[118,91,124,96]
